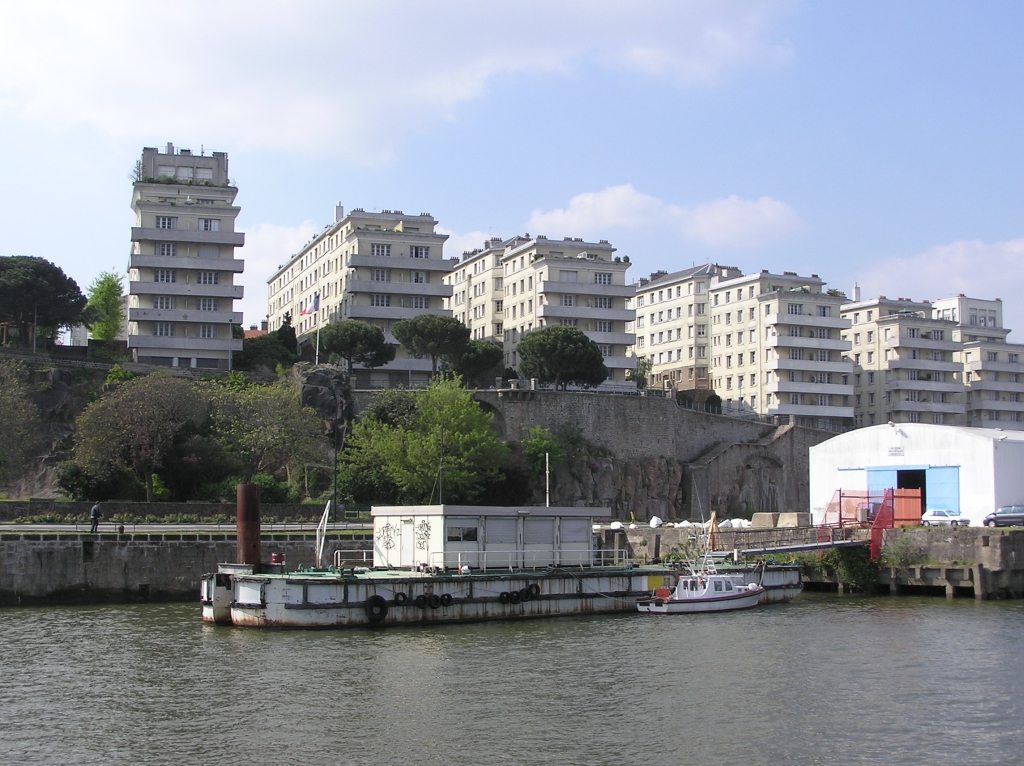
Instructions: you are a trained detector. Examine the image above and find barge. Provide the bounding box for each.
[202,504,802,628]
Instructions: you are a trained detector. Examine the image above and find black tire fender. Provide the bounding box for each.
[509,590,522,605]
[428,593,441,609]
[519,587,531,602]
[498,591,510,604]
[528,583,541,598]
[439,593,453,607]
[365,594,388,623]
[415,594,429,609]
[394,591,409,606]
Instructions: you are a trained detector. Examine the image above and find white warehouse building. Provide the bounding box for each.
[808,423,1024,526]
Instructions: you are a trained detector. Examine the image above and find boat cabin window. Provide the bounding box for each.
[447,521,478,542]
[725,581,733,591]
[714,581,723,592]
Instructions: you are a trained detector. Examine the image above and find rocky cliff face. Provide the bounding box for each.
[536,456,686,520]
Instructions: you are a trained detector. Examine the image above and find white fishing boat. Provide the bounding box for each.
[635,567,764,614]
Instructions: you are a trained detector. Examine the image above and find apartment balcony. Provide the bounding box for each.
[346,279,452,297]
[345,305,451,321]
[966,398,1024,412]
[128,308,243,325]
[966,360,1024,374]
[127,335,242,352]
[766,335,850,352]
[537,304,634,322]
[348,254,457,273]
[767,358,853,374]
[883,336,960,352]
[602,355,637,370]
[129,281,244,299]
[966,378,1024,393]
[886,358,961,373]
[538,281,635,298]
[768,380,854,397]
[585,331,636,346]
[768,403,855,419]
[129,254,245,273]
[131,227,245,247]
[886,378,964,394]
[889,400,965,414]
[767,314,849,330]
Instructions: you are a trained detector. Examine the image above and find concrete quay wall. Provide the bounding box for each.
[0,533,370,606]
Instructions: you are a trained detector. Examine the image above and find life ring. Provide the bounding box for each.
[498,591,510,604]
[415,594,429,609]
[365,594,388,622]
[439,593,453,607]
[428,593,441,609]
[528,583,541,597]
[393,591,409,606]
[509,590,522,605]
[519,587,531,602]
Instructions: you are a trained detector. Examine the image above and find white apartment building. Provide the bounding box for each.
[266,206,455,388]
[709,271,854,431]
[840,295,965,427]
[933,295,1024,429]
[631,264,742,390]
[128,144,244,369]
[499,236,635,385]
[444,238,506,344]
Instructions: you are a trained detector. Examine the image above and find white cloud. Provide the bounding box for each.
[437,228,494,260]
[527,184,803,247]
[237,220,319,327]
[858,237,1024,335]
[0,1,793,162]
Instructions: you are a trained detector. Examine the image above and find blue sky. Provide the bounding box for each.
[2,1,1022,332]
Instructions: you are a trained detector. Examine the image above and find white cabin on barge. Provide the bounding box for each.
[371,505,604,570]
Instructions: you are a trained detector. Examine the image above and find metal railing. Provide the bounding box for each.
[424,548,630,572]
[333,549,373,568]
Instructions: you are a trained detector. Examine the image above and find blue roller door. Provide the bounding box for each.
[925,466,960,513]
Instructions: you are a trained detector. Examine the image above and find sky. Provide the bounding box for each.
[1,1,1023,334]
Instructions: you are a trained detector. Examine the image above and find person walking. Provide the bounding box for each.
[90,502,101,533]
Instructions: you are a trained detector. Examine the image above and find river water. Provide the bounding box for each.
[1,595,1022,765]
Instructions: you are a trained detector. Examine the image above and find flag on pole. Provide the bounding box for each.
[300,294,320,316]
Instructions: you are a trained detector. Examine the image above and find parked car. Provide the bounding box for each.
[921,509,970,527]
[983,506,1024,527]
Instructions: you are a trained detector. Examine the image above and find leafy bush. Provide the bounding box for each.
[878,534,927,569]
[820,547,878,592]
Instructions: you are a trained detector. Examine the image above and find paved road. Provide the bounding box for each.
[0,523,373,534]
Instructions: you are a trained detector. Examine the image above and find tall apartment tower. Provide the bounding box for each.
[128,144,245,369]
[266,206,454,388]
[631,263,742,390]
[933,295,1024,429]
[839,297,965,427]
[499,235,636,386]
[708,270,854,431]
[445,238,507,344]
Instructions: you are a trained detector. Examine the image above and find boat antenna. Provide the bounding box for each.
[545,452,550,507]
[439,424,444,505]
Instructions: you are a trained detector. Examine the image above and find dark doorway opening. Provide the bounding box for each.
[898,469,926,511]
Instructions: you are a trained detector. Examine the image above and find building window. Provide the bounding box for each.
[154,296,175,309]
[158,243,177,257]
[595,273,612,285]
[817,305,831,317]
[370,294,390,307]
[154,269,176,283]
[596,320,612,333]
[199,218,220,232]
[561,295,577,307]
[198,324,216,339]
[197,271,219,285]
[155,216,177,229]
[989,352,1000,362]
[790,393,799,405]
[560,271,578,283]
[412,296,429,309]
[197,298,219,311]
[371,244,391,257]
[787,303,803,315]
[596,296,612,309]
[410,246,429,258]
[153,322,174,337]
[561,319,578,327]
[413,271,427,284]
[598,344,612,357]
[371,269,391,282]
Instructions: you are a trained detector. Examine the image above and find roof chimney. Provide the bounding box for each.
[166,142,174,155]
[335,203,344,222]
[853,282,861,301]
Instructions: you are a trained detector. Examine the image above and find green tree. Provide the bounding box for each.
[72,374,207,501]
[448,340,503,387]
[0,256,89,346]
[0,362,43,489]
[392,314,470,376]
[342,376,508,503]
[631,356,652,389]
[318,320,395,373]
[86,271,125,341]
[233,332,296,372]
[516,325,608,390]
[520,426,560,477]
[206,379,323,483]
[276,312,298,354]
